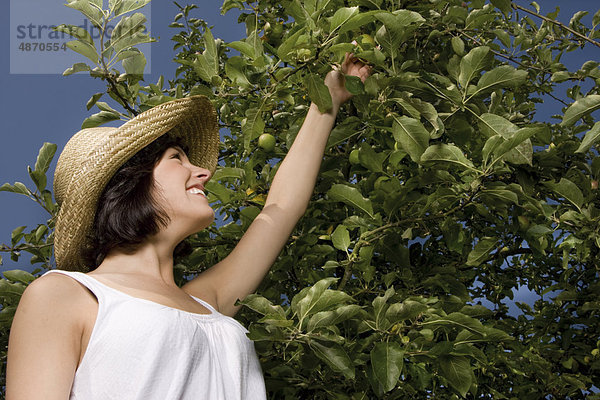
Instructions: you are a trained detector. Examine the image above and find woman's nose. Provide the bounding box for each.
[193,166,211,182]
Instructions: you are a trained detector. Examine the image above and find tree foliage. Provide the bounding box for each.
[2,0,600,398]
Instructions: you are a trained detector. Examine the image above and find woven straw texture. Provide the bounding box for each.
[53,96,219,272]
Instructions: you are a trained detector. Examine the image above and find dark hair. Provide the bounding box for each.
[82,134,191,269]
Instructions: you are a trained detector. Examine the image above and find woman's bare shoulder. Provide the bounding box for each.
[18,272,94,323]
[6,273,89,398]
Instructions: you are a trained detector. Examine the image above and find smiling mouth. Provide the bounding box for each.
[186,187,206,197]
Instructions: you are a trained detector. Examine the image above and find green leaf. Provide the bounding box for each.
[212,167,245,181]
[392,115,429,162]
[493,29,511,47]
[81,111,121,129]
[481,135,504,163]
[451,36,465,56]
[306,74,333,113]
[191,27,218,83]
[458,46,490,89]
[375,10,425,44]
[66,40,98,64]
[331,225,351,252]
[344,75,365,95]
[226,41,255,59]
[326,117,361,148]
[373,287,394,329]
[121,48,146,76]
[338,10,380,34]
[478,113,516,137]
[307,305,362,331]
[2,270,35,285]
[86,93,104,110]
[28,167,46,192]
[386,300,427,322]
[277,27,306,62]
[489,127,538,165]
[375,24,400,58]
[329,7,359,32]
[63,62,92,76]
[52,24,93,44]
[439,355,473,397]
[291,277,340,319]
[466,237,497,266]
[358,142,385,173]
[420,144,475,170]
[241,106,266,151]
[310,341,355,379]
[371,342,404,392]
[327,184,374,218]
[391,94,441,132]
[551,71,571,83]
[111,13,152,54]
[561,94,600,127]
[112,0,151,17]
[527,224,553,238]
[225,57,252,88]
[240,294,286,318]
[373,10,425,57]
[478,114,532,165]
[490,0,512,15]
[0,183,30,196]
[65,0,104,28]
[576,121,600,153]
[474,65,528,95]
[204,181,232,204]
[481,189,518,204]
[34,143,57,174]
[543,178,584,212]
[0,278,23,298]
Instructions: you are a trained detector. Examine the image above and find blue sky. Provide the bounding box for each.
[0,0,598,273]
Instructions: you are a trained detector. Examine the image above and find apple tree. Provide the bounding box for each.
[2,0,600,397]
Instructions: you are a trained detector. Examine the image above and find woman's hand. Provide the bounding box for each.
[324,52,372,110]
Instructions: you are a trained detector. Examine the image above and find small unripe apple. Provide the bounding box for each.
[591,180,598,190]
[258,133,276,152]
[349,149,360,165]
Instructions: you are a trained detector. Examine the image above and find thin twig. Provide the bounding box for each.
[513,4,600,50]
[337,197,475,291]
[460,31,546,73]
[0,243,53,252]
[106,76,139,116]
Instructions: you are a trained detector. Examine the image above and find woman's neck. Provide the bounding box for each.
[94,240,178,288]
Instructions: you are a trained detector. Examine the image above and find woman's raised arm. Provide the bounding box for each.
[183,54,371,316]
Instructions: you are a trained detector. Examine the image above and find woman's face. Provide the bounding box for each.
[151,146,214,239]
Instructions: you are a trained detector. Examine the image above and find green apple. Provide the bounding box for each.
[258,133,276,152]
[349,149,360,165]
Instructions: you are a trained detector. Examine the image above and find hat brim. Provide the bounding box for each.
[53,96,219,271]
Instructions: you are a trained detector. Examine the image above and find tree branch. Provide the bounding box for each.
[513,4,600,50]
[106,76,139,116]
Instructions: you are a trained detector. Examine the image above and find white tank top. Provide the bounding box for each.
[42,270,267,400]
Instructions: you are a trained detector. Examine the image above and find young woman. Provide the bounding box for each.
[6,53,370,399]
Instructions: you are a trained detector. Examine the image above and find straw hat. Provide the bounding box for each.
[53,95,220,272]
